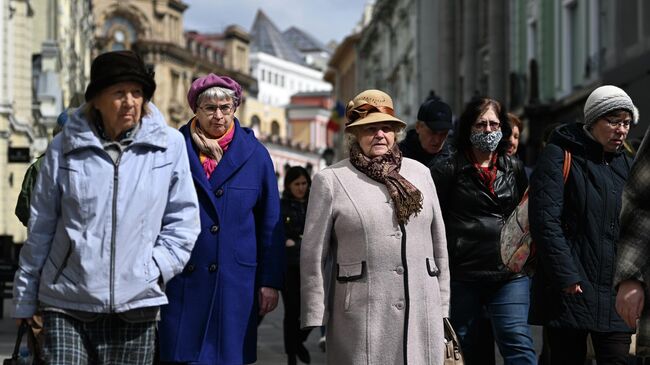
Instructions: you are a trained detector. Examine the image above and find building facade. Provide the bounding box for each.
[509,0,650,163]
[92,0,256,128]
[0,0,94,245]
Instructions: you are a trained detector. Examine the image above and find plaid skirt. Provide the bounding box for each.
[42,311,156,365]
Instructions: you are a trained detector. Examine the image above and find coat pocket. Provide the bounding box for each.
[336,261,366,282]
[426,257,440,277]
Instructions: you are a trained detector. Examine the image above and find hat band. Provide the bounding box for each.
[346,104,395,126]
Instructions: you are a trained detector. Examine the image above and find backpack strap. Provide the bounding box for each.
[562,150,572,183]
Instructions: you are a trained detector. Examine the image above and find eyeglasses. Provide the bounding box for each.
[200,104,233,116]
[603,117,632,129]
[472,120,501,131]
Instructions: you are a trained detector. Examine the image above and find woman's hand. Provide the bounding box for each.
[616,280,645,329]
[286,239,296,247]
[258,287,279,315]
[563,283,583,295]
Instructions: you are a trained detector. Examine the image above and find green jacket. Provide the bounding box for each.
[15,155,44,227]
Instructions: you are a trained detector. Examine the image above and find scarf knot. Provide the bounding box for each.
[349,143,423,225]
[190,118,235,178]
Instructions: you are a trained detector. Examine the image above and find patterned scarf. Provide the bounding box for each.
[467,150,499,194]
[349,142,423,225]
[190,118,235,178]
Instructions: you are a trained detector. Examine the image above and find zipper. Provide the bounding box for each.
[109,154,121,312]
[400,223,409,365]
[52,240,73,284]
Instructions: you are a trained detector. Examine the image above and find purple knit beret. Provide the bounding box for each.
[187,73,242,112]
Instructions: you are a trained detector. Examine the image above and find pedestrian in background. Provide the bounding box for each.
[430,97,534,364]
[14,110,70,227]
[399,94,454,167]
[615,125,650,357]
[281,166,313,365]
[12,50,201,364]
[301,89,450,364]
[158,73,285,365]
[529,85,636,364]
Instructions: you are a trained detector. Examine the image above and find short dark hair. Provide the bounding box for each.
[283,165,311,200]
[456,97,512,155]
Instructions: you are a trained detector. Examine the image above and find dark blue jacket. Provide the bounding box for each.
[159,118,285,364]
[529,123,632,332]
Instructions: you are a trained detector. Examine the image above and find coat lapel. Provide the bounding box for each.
[208,118,256,190]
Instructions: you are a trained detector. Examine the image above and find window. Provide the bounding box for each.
[271,120,280,136]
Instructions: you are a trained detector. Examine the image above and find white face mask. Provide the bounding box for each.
[470,130,503,152]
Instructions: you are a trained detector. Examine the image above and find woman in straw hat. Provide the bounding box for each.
[300,89,450,364]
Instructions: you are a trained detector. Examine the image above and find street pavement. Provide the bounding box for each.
[0,298,546,364]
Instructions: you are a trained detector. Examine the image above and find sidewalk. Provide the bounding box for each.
[0,298,326,363]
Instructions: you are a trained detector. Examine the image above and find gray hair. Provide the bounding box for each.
[197,86,239,108]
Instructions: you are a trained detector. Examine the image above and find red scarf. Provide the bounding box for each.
[190,119,235,178]
[467,150,498,195]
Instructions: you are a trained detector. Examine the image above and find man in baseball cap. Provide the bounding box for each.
[399,94,454,166]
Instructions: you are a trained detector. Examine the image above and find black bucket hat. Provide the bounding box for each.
[84,50,156,102]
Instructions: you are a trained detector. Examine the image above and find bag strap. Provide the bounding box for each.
[562,150,572,183]
[443,317,463,360]
[11,320,29,360]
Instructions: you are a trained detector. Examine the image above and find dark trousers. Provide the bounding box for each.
[546,327,631,365]
[282,264,312,355]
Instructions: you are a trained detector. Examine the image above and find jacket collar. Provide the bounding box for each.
[180,117,257,190]
[62,103,168,155]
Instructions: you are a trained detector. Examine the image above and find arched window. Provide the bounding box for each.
[104,15,138,51]
[271,120,280,136]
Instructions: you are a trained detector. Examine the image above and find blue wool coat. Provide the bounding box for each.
[159,118,285,364]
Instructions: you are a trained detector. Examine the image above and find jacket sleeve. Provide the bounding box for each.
[430,158,455,211]
[614,127,650,287]
[513,157,529,201]
[529,144,581,289]
[427,173,450,316]
[13,146,61,318]
[254,149,285,290]
[300,171,334,328]
[152,132,201,284]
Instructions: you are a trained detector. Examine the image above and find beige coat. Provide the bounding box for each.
[301,158,450,365]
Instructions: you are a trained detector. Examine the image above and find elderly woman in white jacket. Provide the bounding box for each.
[300,89,450,365]
[13,50,200,364]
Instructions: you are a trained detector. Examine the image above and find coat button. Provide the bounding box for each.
[186,264,195,273]
[396,266,404,275]
[210,225,219,233]
[215,188,224,197]
[395,231,402,239]
[395,302,404,310]
[208,264,217,272]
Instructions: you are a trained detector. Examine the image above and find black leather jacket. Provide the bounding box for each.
[431,151,528,281]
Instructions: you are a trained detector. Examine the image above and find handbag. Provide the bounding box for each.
[3,320,45,365]
[444,317,464,365]
[500,150,571,274]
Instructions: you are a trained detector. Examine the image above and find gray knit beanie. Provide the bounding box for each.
[583,85,639,129]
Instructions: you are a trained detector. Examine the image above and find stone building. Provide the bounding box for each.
[92,0,255,127]
[0,0,94,245]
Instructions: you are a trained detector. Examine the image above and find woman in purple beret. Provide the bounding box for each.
[158,74,285,364]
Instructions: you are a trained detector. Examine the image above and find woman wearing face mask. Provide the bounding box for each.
[281,166,313,365]
[430,97,534,364]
